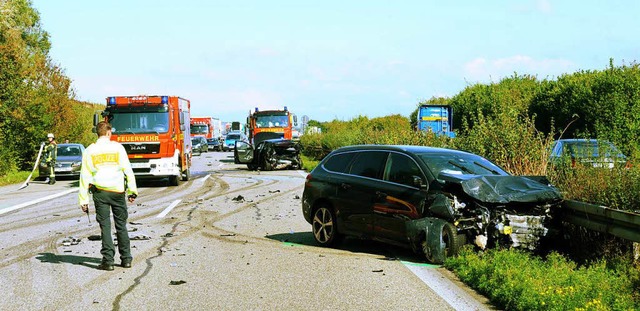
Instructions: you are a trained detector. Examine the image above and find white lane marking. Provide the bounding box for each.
[403,263,489,311]
[198,174,211,184]
[157,199,181,218]
[0,188,78,216]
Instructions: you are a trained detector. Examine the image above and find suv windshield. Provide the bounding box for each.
[418,152,508,177]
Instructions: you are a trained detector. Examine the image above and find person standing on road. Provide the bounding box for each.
[78,121,138,271]
[44,133,57,185]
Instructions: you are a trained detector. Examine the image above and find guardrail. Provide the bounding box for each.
[561,200,640,243]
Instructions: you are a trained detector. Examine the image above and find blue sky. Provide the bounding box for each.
[32,0,640,123]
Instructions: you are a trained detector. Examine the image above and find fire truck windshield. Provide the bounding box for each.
[255,115,288,128]
[110,112,169,134]
[191,124,208,134]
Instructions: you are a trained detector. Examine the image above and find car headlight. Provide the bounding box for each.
[71,162,81,167]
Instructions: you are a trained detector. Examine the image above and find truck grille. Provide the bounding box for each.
[122,143,160,155]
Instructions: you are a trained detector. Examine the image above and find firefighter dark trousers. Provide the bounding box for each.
[93,188,131,264]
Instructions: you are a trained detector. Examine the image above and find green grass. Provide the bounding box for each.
[0,171,32,187]
[301,154,319,172]
[445,248,640,311]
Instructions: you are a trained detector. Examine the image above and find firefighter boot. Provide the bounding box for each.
[49,177,56,185]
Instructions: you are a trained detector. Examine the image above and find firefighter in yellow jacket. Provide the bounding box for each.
[79,121,138,271]
[44,133,57,184]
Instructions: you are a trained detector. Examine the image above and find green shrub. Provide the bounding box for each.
[445,248,640,311]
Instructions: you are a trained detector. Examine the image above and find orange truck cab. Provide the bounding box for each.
[96,95,192,186]
[190,117,214,139]
[247,106,297,144]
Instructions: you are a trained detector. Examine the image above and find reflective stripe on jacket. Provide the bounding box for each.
[78,136,138,205]
[45,142,57,162]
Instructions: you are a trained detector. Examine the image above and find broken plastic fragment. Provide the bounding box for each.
[232,195,245,202]
[169,280,186,285]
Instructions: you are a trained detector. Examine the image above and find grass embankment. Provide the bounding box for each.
[445,248,640,311]
[0,171,31,187]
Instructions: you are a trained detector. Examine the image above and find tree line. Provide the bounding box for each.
[0,0,100,176]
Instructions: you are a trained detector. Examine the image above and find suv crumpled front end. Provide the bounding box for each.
[408,173,563,260]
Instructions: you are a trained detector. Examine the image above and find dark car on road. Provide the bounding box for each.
[38,143,85,179]
[550,139,629,169]
[234,139,302,171]
[207,137,222,151]
[302,145,563,263]
[191,136,208,155]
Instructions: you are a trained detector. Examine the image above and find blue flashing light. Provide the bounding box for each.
[255,107,259,112]
[108,97,116,105]
[284,106,288,111]
[161,96,168,104]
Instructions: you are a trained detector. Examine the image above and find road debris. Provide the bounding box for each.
[163,233,174,238]
[169,280,186,285]
[220,233,236,237]
[268,190,280,193]
[294,195,300,199]
[87,235,101,241]
[372,269,384,273]
[130,234,151,240]
[61,237,81,246]
[232,195,245,202]
[129,222,143,225]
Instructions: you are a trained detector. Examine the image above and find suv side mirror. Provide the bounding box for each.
[413,175,427,189]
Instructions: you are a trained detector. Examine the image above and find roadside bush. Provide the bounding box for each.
[455,110,555,176]
[549,165,640,210]
[300,114,454,162]
[445,248,640,311]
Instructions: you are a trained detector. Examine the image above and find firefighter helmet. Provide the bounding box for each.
[47,133,55,139]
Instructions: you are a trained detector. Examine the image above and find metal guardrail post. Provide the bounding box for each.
[561,199,640,243]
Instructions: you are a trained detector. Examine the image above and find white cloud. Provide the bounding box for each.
[463,55,575,82]
[536,0,552,14]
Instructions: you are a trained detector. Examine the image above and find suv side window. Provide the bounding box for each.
[348,151,388,179]
[323,152,356,173]
[384,152,422,187]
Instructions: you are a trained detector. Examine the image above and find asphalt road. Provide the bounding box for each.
[0,151,495,310]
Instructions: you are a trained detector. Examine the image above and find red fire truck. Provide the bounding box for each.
[247,106,297,144]
[96,95,192,186]
[190,117,214,139]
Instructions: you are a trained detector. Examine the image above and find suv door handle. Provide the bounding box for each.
[340,183,351,190]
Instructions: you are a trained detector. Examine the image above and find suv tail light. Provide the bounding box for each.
[305,173,312,186]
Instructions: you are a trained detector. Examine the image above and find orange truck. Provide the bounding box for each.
[247,106,297,144]
[190,117,214,139]
[96,95,192,186]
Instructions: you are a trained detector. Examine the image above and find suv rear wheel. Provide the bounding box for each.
[312,204,342,246]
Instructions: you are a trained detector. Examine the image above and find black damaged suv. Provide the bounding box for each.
[302,145,562,263]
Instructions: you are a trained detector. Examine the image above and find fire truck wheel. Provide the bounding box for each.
[169,175,179,186]
[182,168,190,181]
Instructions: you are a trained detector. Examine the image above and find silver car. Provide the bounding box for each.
[38,143,85,179]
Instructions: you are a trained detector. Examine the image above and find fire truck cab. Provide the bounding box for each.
[96,95,192,186]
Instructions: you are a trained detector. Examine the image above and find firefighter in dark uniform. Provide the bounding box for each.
[44,133,57,185]
[79,121,138,271]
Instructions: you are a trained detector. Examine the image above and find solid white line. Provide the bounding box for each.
[403,263,489,311]
[157,199,181,218]
[0,188,78,216]
[198,174,211,184]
